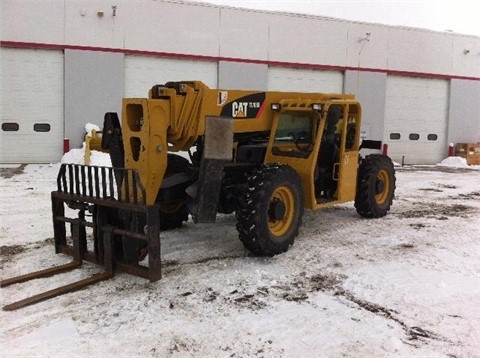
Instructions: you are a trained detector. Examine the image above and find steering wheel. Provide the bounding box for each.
[294,131,313,152]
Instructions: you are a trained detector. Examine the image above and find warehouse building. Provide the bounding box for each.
[1,0,479,164]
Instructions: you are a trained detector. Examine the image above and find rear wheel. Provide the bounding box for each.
[236,164,304,256]
[354,154,395,218]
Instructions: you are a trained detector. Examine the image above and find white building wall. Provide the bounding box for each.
[1,0,480,163]
[268,67,343,93]
[451,36,480,77]
[387,29,453,75]
[121,2,220,56]
[219,8,269,60]
[64,0,125,49]
[345,23,389,69]
[2,0,65,44]
[124,56,218,98]
[2,0,478,79]
[268,14,347,66]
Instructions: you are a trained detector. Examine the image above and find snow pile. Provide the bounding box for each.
[84,123,101,137]
[436,156,469,168]
[61,144,111,167]
[60,147,85,165]
[437,156,480,169]
[60,123,111,166]
[89,150,112,167]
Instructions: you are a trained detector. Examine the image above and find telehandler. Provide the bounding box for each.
[1,81,395,310]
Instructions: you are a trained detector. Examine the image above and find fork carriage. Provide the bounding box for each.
[1,163,162,311]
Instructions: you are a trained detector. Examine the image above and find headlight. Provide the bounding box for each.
[271,103,281,111]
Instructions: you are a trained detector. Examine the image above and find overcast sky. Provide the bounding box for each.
[190,0,480,37]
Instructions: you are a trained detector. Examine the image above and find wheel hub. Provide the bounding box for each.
[269,199,286,221]
[375,179,385,194]
[375,169,390,204]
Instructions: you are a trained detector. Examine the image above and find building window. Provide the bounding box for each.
[390,133,401,140]
[409,133,420,140]
[34,123,51,132]
[427,134,438,141]
[2,123,19,131]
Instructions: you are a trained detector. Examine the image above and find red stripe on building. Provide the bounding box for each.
[2,41,479,82]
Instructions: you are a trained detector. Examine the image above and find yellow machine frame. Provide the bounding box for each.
[121,81,360,209]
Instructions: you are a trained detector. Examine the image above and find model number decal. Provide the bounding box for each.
[232,102,261,118]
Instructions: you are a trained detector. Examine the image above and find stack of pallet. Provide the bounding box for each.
[455,143,480,165]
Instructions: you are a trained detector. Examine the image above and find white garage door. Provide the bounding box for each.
[125,56,218,98]
[267,67,344,93]
[384,76,449,165]
[1,48,64,163]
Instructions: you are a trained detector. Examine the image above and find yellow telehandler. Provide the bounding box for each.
[1,81,395,310]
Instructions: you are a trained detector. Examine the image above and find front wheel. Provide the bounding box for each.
[157,154,191,230]
[236,164,304,256]
[354,154,395,218]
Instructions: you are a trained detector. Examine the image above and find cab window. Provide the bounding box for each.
[272,111,314,157]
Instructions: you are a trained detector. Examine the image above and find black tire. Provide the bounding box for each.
[115,154,190,264]
[158,154,191,230]
[120,210,148,264]
[93,205,108,263]
[236,164,304,256]
[94,206,146,265]
[354,154,395,218]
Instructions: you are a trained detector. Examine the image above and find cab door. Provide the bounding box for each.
[336,103,361,202]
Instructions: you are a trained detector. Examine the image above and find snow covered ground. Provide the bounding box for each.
[1,159,479,357]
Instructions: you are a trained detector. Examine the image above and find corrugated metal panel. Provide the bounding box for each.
[384,76,449,165]
[124,56,218,98]
[267,67,343,93]
[1,48,64,163]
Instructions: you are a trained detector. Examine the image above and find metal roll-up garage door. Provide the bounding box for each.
[125,56,218,98]
[267,67,344,93]
[1,48,64,163]
[384,76,449,165]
